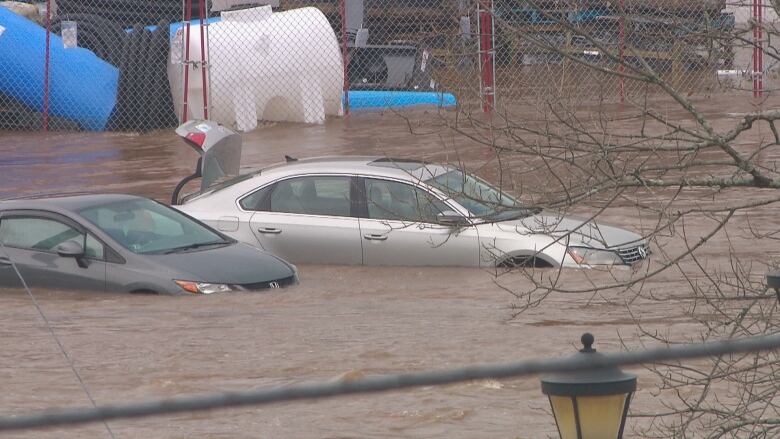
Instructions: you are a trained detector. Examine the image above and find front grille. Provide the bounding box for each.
[617,244,650,264]
[238,275,297,291]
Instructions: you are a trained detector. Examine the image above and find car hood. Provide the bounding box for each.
[491,213,643,249]
[146,242,295,284]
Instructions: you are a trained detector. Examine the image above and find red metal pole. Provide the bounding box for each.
[340,0,349,115]
[758,0,763,97]
[43,0,51,131]
[753,0,763,98]
[753,0,757,97]
[198,0,209,119]
[618,0,625,102]
[182,0,193,122]
[479,0,494,112]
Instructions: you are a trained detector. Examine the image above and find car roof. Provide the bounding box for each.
[260,156,452,180]
[184,156,460,205]
[0,193,148,213]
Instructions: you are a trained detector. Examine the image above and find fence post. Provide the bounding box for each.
[340,0,350,115]
[198,0,209,120]
[478,0,494,113]
[753,0,763,98]
[43,0,51,131]
[618,0,625,102]
[182,0,193,123]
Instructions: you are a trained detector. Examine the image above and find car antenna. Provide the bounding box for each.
[285,155,298,162]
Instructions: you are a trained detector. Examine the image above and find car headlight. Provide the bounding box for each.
[567,246,623,265]
[290,265,300,284]
[174,280,234,294]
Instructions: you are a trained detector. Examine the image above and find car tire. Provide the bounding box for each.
[129,289,159,295]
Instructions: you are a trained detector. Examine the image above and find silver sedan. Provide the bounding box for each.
[176,157,650,268]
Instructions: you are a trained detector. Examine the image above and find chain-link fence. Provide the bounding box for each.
[0,1,775,132]
[487,1,779,107]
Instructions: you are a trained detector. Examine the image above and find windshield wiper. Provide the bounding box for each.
[514,207,542,218]
[159,240,231,254]
[481,207,541,222]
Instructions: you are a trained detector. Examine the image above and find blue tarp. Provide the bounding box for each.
[0,7,119,130]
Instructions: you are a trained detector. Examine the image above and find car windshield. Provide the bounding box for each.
[424,169,534,220]
[78,198,229,254]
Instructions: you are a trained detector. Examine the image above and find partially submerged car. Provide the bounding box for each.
[175,156,650,268]
[0,194,297,294]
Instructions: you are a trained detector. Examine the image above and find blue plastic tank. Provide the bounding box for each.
[0,7,119,130]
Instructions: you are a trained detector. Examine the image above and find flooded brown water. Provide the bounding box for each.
[1,95,779,438]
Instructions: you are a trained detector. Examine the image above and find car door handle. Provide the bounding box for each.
[363,234,388,241]
[257,227,282,234]
[0,257,12,266]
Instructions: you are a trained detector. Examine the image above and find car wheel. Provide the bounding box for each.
[499,255,553,268]
[130,289,159,295]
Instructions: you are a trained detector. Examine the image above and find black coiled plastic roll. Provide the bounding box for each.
[57,0,211,27]
[50,14,127,65]
[108,22,178,132]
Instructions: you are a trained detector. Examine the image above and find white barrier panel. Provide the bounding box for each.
[169,6,344,132]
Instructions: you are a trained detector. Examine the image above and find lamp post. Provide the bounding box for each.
[768,271,780,303]
[541,333,637,439]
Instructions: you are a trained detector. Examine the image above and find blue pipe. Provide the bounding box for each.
[346,90,456,110]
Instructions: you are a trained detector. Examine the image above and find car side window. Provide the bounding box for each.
[269,176,351,217]
[0,217,103,259]
[0,217,81,251]
[365,179,449,223]
[239,185,273,211]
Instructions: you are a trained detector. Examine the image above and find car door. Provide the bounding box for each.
[0,231,23,289]
[358,177,480,266]
[248,175,363,264]
[0,212,107,292]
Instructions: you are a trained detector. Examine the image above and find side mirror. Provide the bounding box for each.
[437,210,469,227]
[768,271,780,303]
[56,240,85,258]
[57,240,88,268]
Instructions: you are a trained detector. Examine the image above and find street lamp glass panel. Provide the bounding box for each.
[549,396,577,439]
[549,394,628,439]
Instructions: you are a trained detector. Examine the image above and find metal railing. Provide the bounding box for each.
[0,331,779,432]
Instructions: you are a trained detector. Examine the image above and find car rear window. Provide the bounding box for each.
[184,170,261,203]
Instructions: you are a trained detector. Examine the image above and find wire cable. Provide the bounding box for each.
[0,213,116,439]
[0,324,778,432]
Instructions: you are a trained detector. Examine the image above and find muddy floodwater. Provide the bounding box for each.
[2,97,780,438]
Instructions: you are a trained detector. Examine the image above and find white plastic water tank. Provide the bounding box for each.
[169,6,344,131]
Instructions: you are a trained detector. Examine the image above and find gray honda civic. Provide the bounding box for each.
[0,194,298,294]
